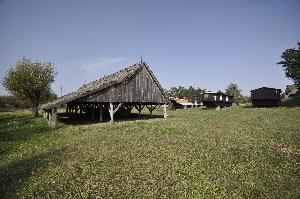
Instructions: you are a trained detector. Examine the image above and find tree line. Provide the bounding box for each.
[165,83,250,105]
[0,92,57,110]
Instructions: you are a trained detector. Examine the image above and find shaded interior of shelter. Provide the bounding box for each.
[57,104,163,125]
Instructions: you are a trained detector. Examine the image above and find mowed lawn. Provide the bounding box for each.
[0,106,299,198]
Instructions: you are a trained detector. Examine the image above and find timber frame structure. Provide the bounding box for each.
[200,92,234,108]
[43,62,169,127]
[250,87,281,107]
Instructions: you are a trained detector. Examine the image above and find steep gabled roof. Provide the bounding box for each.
[43,62,168,109]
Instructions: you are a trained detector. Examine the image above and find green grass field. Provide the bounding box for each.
[1,106,299,198]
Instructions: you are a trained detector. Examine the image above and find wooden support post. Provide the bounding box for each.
[51,107,58,128]
[99,105,103,122]
[135,104,145,115]
[146,105,156,117]
[48,110,52,125]
[109,103,114,123]
[109,103,123,124]
[139,105,142,115]
[91,106,95,121]
[163,104,167,119]
[43,109,46,118]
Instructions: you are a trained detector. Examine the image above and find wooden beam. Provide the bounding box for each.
[113,103,123,114]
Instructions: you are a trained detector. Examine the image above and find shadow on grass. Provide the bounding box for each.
[58,112,164,125]
[0,148,65,198]
[0,113,60,160]
[0,114,56,143]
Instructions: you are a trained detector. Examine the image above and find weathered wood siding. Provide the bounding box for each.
[76,67,167,104]
[201,93,234,108]
[251,88,281,100]
[201,93,233,103]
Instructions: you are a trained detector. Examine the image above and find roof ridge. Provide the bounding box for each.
[43,62,144,109]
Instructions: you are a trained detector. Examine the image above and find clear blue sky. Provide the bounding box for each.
[0,0,299,96]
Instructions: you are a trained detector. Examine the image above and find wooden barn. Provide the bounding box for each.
[200,92,234,108]
[250,87,281,107]
[43,62,169,127]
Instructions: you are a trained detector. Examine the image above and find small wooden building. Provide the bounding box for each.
[170,98,198,109]
[200,92,234,108]
[250,87,281,107]
[285,84,299,97]
[43,62,169,127]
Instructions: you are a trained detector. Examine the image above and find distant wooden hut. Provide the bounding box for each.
[170,98,195,109]
[200,92,234,108]
[43,62,169,127]
[250,87,281,107]
[285,84,299,97]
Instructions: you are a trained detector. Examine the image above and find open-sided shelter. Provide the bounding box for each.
[43,62,169,127]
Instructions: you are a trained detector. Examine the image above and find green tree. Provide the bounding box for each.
[277,42,300,87]
[2,58,57,117]
[167,86,205,102]
[225,83,243,105]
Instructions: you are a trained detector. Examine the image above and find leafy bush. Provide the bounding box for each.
[281,96,300,107]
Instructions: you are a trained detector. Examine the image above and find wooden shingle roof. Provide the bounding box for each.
[43,62,168,109]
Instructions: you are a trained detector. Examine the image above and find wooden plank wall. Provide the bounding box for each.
[77,67,167,104]
[251,89,281,100]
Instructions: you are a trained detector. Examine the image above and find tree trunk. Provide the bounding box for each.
[32,96,40,117]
